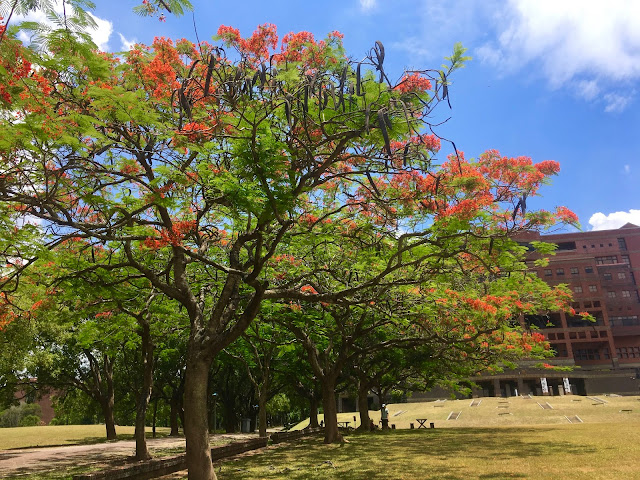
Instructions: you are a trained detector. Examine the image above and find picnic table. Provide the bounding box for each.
[416,418,429,429]
[337,421,351,429]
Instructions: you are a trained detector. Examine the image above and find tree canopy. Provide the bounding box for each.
[0,14,582,479]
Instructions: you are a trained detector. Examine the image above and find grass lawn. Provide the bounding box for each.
[0,424,172,450]
[292,394,640,429]
[214,423,640,480]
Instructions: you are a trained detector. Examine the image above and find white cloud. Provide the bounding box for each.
[88,13,112,51]
[118,32,137,51]
[359,0,377,12]
[576,80,600,101]
[624,164,631,174]
[13,6,113,51]
[476,0,640,112]
[391,36,432,62]
[589,209,640,230]
[603,92,634,113]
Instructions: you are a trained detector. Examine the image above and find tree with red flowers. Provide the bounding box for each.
[0,17,580,478]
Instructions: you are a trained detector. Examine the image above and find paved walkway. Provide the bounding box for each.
[0,434,255,478]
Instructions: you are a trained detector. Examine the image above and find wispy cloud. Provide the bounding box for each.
[359,0,377,12]
[118,32,137,51]
[475,0,640,112]
[589,209,640,230]
[604,92,634,113]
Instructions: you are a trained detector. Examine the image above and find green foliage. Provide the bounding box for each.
[0,402,41,428]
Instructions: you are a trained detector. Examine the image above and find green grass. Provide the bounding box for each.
[0,424,172,450]
[292,394,640,430]
[214,423,640,480]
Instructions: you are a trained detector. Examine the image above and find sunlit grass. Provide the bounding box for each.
[292,394,640,430]
[0,424,172,450]
[214,423,640,480]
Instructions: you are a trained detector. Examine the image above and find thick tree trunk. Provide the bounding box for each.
[102,358,117,441]
[184,354,215,480]
[102,398,117,440]
[357,381,371,431]
[308,395,319,428]
[321,378,342,444]
[134,320,154,461]
[258,386,268,437]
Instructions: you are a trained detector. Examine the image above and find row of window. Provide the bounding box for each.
[580,238,627,250]
[542,255,631,277]
[617,347,640,359]
[574,348,609,361]
[602,272,629,281]
[609,316,640,327]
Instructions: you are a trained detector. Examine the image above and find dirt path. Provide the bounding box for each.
[0,434,255,478]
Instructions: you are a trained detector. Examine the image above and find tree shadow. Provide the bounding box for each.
[215,428,598,480]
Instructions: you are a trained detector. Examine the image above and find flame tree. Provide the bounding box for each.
[0,21,578,478]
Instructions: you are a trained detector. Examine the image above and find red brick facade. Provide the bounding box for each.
[529,223,640,371]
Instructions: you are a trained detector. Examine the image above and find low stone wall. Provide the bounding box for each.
[210,436,269,461]
[72,454,186,480]
[72,430,321,480]
[270,427,324,444]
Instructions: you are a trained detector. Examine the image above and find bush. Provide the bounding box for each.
[19,414,41,426]
[0,403,42,428]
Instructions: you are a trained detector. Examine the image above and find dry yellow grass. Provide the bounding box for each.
[293,394,640,430]
[217,421,640,480]
[0,424,171,450]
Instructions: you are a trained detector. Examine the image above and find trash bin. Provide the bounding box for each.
[241,418,252,433]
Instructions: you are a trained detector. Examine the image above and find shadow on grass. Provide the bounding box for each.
[215,428,598,480]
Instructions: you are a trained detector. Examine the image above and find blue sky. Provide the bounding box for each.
[20,0,640,231]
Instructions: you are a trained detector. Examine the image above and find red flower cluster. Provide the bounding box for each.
[144,220,196,249]
[394,73,432,94]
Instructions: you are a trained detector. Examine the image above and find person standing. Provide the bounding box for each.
[381,404,389,429]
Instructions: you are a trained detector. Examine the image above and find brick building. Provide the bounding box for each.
[471,223,640,397]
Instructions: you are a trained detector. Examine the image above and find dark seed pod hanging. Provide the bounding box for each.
[204,55,215,97]
[378,110,391,157]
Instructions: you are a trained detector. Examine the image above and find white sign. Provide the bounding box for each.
[540,377,548,394]
[563,377,571,394]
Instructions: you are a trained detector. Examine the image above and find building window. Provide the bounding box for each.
[585,266,593,273]
[588,285,597,292]
[610,315,640,327]
[603,273,612,281]
[595,256,618,265]
[622,290,631,298]
[622,255,630,264]
[556,268,565,276]
[618,272,627,280]
[574,286,583,293]
[607,291,616,298]
[574,348,601,361]
[544,269,552,276]
[618,238,627,250]
[570,267,579,274]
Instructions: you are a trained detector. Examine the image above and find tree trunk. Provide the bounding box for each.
[357,380,371,431]
[102,397,117,440]
[308,395,319,428]
[184,353,215,480]
[102,358,117,441]
[134,319,154,461]
[152,398,158,438]
[170,395,180,436]
[321,378,342,444]
[258,386,268,437]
